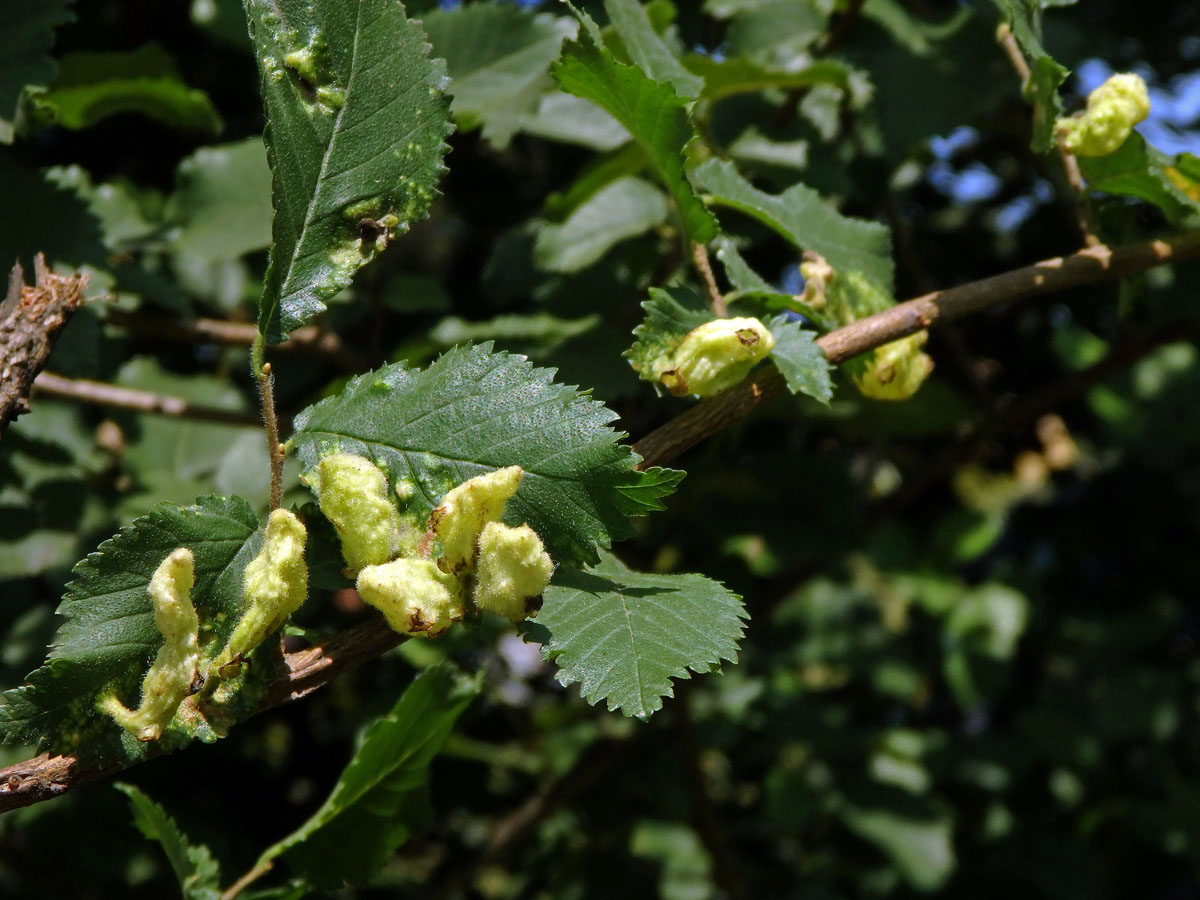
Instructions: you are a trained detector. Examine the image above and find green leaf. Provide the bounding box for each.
[0,495,262,754]
[990,0,1069,152]
[838,802,955,891]
[430,312,600,350]
[626,286,713,384]
[684,55,851,103]
[724,0,827,66]
[1079,133,1200,226]
[168,138,275,262]
[767,314,832,404]
[693,158,895,291]
[244,0,453,341]
[604,0,702,100]
[0,0,75,143]
[553,9,718,243]
[535,176,669,272]
[260,663,479,888]
[423,3,575,149]
[520,90,631,150]
[114,783,222,900]
[290,344,683,567]
[712,235,771,293]
[530,553,747,719]
[31,45,222,134]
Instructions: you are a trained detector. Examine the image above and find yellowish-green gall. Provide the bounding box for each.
[1059,73,1150,157]
[356,558,465,637]
[659,317,775,398]
[431,466,523,572]
[851,332,934,401]
[311,452,407,572]
[98,547,201,742]
[213,508,308,673]
[473,521,554,623]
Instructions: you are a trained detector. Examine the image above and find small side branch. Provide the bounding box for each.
[693,243,726,316]
[104,309,361,370]
[32,372,260,426]
[633,231,1200,468]
[996,23,1099,247]
[0,256,90,438]
[255,359,283,511]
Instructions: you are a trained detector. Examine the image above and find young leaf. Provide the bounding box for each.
[423,3,575,149]
[258,663,479,888]
[529,553,747,719]
[626,286,713,385]
[243,0,452,341]
[693,158,895,291]
[290,344,683,567]
[767,313,833,404]
[114,782,222,900]
[553,8,718,243]
[1078,133,1200,226]
[0,0,74,143]
[29,45,222,134]
[604,0,703,100]
[534,175,669,272]
[0,495,262,754]
[990,0,1069,152]
[712,234,772,293]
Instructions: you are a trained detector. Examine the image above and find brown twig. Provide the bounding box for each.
[0,617,405,814]
[693,242,726,316]
[632,231,1200,468]
[31,372,260,426]
[0,256,90,438]
[996,24,1099,247]
[219,862,274,900]
[255,361,283,511]
[103,309,361,370]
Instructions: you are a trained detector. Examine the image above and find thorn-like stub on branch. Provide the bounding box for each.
[0,254,90,437]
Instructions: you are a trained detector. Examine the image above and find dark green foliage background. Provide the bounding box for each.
[1,0,1200,898]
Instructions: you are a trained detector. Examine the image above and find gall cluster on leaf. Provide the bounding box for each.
[1058,72,1150,157]
[658,317,775,398]
[98,548,202,742]
[314,455,554,636]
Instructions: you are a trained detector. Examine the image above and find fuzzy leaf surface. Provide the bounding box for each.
[553,10,718,242]
[290,344,683,566]
[694,158,894,291]
[424,3,574,149]
[115,783,222,900]
[767,314,833,404]
[261,663,479,888]
[0,0,74,142]
[244,0,452,340]
[530,553,747,718]
[0,495,262,753]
